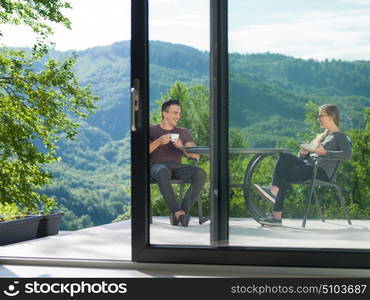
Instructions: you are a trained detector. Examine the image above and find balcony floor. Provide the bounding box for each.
[151,217,370,248]
[1,217,370,277]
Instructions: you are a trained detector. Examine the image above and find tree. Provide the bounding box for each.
[0,0,72,53]
[345,108,370,217]
[0,0,98,213]
[150,81,209,145]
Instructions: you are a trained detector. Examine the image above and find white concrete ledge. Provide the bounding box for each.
[1,218,370,277]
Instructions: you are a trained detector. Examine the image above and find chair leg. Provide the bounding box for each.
[197,197,203,224]
[334,184,352,225]
[302,182,315,227]
[313,189,325,222]
[149,197,153,224]
[200,188,211,224]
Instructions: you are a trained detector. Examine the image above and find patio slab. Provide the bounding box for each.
[1,217,369,261]
[0,221,131,260]
[1,218,370,278]
[150,217,370,249]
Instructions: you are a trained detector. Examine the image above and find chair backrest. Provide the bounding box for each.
[327,160,341,183]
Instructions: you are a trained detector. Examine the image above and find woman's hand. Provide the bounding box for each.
[314,144,327,155]
[299,148,309,155]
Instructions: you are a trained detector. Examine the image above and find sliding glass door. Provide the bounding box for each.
[131,0,370,268]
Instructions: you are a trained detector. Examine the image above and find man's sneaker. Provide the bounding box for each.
[253,184,276,204]
[170,212,179,226]
[259,216,282,227]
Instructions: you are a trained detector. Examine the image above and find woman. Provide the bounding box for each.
[254,104,352,226]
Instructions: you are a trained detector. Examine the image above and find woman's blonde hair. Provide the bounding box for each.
[317,104,340,142]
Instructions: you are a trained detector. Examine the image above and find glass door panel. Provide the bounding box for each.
[228,0,370,250]
[148,0,211,246]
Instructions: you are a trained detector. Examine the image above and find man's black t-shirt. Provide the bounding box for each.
[149,125,193,165]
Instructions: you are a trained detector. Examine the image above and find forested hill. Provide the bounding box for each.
[47,40,370,144]
[230,53,370,96]
[41,41,370,229]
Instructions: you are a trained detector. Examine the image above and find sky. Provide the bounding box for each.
[2,0,370,61]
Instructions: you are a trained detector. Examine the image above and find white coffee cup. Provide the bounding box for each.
[170,133,179,142]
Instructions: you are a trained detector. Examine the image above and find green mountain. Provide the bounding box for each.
[41,41,370,229]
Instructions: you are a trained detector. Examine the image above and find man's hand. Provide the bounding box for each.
[159,134,171,145]
[149,134,171,154]
[172,137,184,149]
[183,142,200,160]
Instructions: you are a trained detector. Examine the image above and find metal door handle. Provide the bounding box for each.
[131,78,140,132]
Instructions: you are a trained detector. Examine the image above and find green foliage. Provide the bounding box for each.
[0,202,27,221]
[150,81,209,145]
[0,0,98,218]
[113,204,131,222]
[0,0,71,34]
[300,101,321,141]
[345,108,370,217]
[0,0,72,53]
[41,136,131,230]
[0,49,97,213]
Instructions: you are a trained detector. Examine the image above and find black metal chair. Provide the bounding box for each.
[287,157,352,228]
[149,159,209,225]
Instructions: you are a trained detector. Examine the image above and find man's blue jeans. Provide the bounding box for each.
[150,162,206,213]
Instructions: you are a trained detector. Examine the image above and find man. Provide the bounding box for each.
[149,99,206,226]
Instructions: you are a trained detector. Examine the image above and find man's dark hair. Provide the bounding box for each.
[161,99,180,118]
